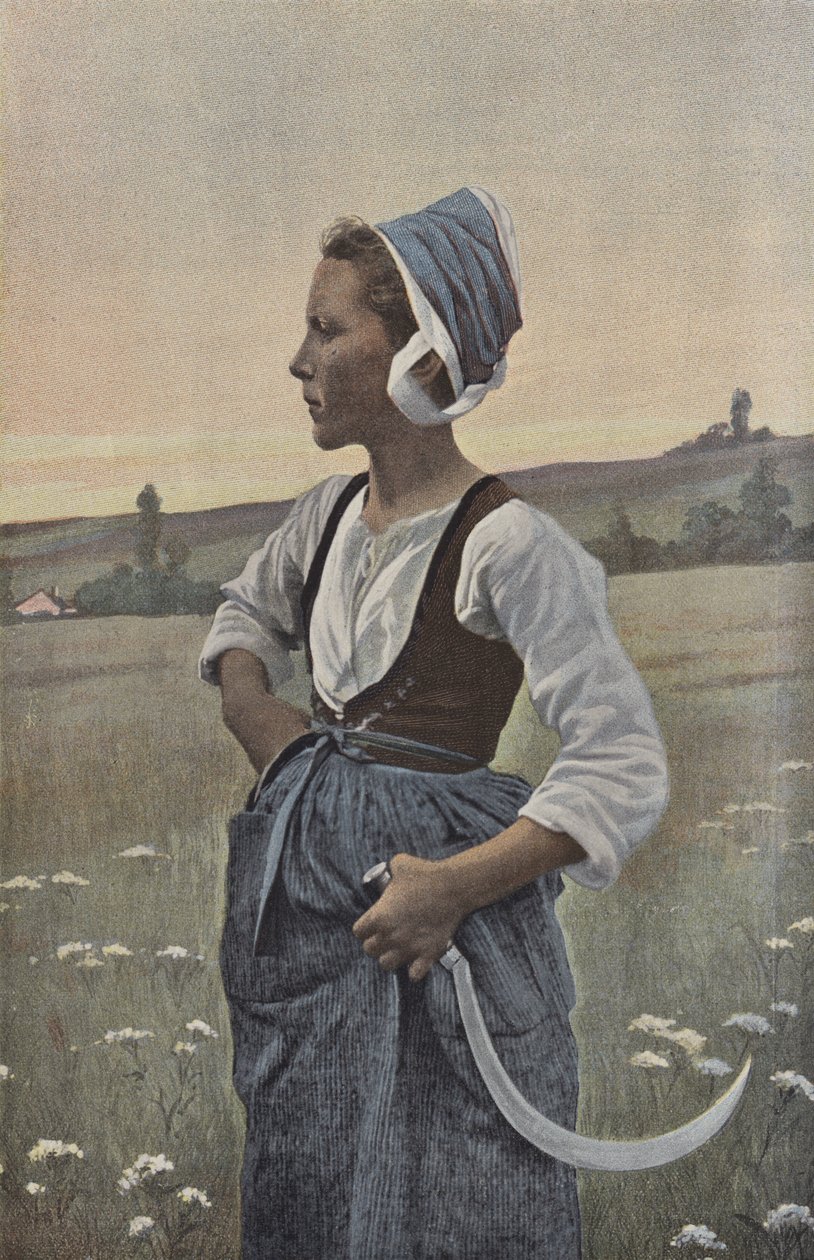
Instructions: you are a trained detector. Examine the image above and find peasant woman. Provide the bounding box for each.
[200,188,669,1259]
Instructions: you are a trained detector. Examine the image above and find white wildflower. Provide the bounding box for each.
[763,1204,814,1233]
[177,1185,212,1208]
[29,956,39,965]
[118,1153,174,1192]
[101,942,133,957]
[51,870,90,887]
[782,835,814,849]
[56,941,93,961]
[629,1050,670,1069]
[76,955,104,969]
[103,1027,154,1045]
[628,1014,677,1035]
[185,1018,218,1039]
[117,844,170,859]
[173,1041,198,1056]
[719,801,786,815]
[778,760,812,772]
[661,1027,708,1057]
[669,1223,727,1248]
[770,1001,799,1017]
[156,945,190,960]
[789,916,814,935]
[770,1071,814,1101]
[128,1215,155,1238]
[28,1138,84,1162]
[765,937,793,950]
[693,1058,733,1077]
[723,1013,774,1035]
[0,875,42,891]
[0,1064,14,1080]
[25,1181,46,1195]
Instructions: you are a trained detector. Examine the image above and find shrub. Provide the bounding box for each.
[75,569,221,618]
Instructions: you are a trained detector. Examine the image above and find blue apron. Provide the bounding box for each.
[220,726,581,1259]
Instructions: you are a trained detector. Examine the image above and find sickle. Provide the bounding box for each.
[362,862,751,1172]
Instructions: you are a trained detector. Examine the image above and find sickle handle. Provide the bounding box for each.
[362,861,392,901]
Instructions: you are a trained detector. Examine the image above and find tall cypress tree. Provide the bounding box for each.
[729,389,752,443]
[135,484,162,572]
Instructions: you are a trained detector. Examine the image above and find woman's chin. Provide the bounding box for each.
[311,418,354,451]
[311,422,341,451]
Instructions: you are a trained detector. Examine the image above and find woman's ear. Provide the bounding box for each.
[409,350,455,408]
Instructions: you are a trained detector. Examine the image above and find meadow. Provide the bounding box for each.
[1,561,812,1259]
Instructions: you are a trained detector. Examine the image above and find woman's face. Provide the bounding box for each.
[289,258,401,451]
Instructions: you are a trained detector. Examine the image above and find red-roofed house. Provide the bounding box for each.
[15,587,78,618]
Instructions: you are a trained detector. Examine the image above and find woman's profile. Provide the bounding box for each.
[199,187,669,1258]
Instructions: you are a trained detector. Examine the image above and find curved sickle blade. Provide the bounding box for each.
[446,952,751,1172]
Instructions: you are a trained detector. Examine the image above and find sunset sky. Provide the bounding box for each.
[3,0,811,523]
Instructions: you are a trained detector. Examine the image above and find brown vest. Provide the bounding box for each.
[301,473,525,772]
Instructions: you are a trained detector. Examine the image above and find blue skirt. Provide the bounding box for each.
[220,740,582,1259]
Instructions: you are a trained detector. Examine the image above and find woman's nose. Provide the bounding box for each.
[289,341,314,381]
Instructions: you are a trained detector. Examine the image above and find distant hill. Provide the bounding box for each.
[3,435,812,599]
[505,435,814,542]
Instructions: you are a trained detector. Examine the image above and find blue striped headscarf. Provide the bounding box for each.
[374,187,523,426]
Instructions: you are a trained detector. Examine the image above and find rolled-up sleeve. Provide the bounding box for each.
[198,475,351,692]
[456,502,669,890]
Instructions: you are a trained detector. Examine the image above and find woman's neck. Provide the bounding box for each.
[362,426,486,530]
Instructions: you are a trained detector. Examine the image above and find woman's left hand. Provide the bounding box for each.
[351,852,466,983]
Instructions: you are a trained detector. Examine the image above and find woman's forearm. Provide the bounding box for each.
[353,816,587,982]
[217,648,310,772]
[441,816,586,917]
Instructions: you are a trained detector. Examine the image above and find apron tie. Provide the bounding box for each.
[251,723,482,957]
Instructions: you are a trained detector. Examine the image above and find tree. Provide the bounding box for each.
[135,483,162,572]
[162,538,191,576]
[606,503,636,573]
[781,521,814,562]
[666,387,774,454]
[729,389,752,443]
[75,483,219,617]
[695,420,731,451]
[680,500,737,563]
[75,566,220,617]
[0,556,16,624]
[738,456,791,542]
[584,504,663,575]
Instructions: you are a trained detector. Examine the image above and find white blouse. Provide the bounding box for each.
[199,474,669,890]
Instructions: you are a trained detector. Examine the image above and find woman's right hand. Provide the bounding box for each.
[217,649,310,772]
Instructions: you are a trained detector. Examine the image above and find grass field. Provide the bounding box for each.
[1,562,812,1259]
